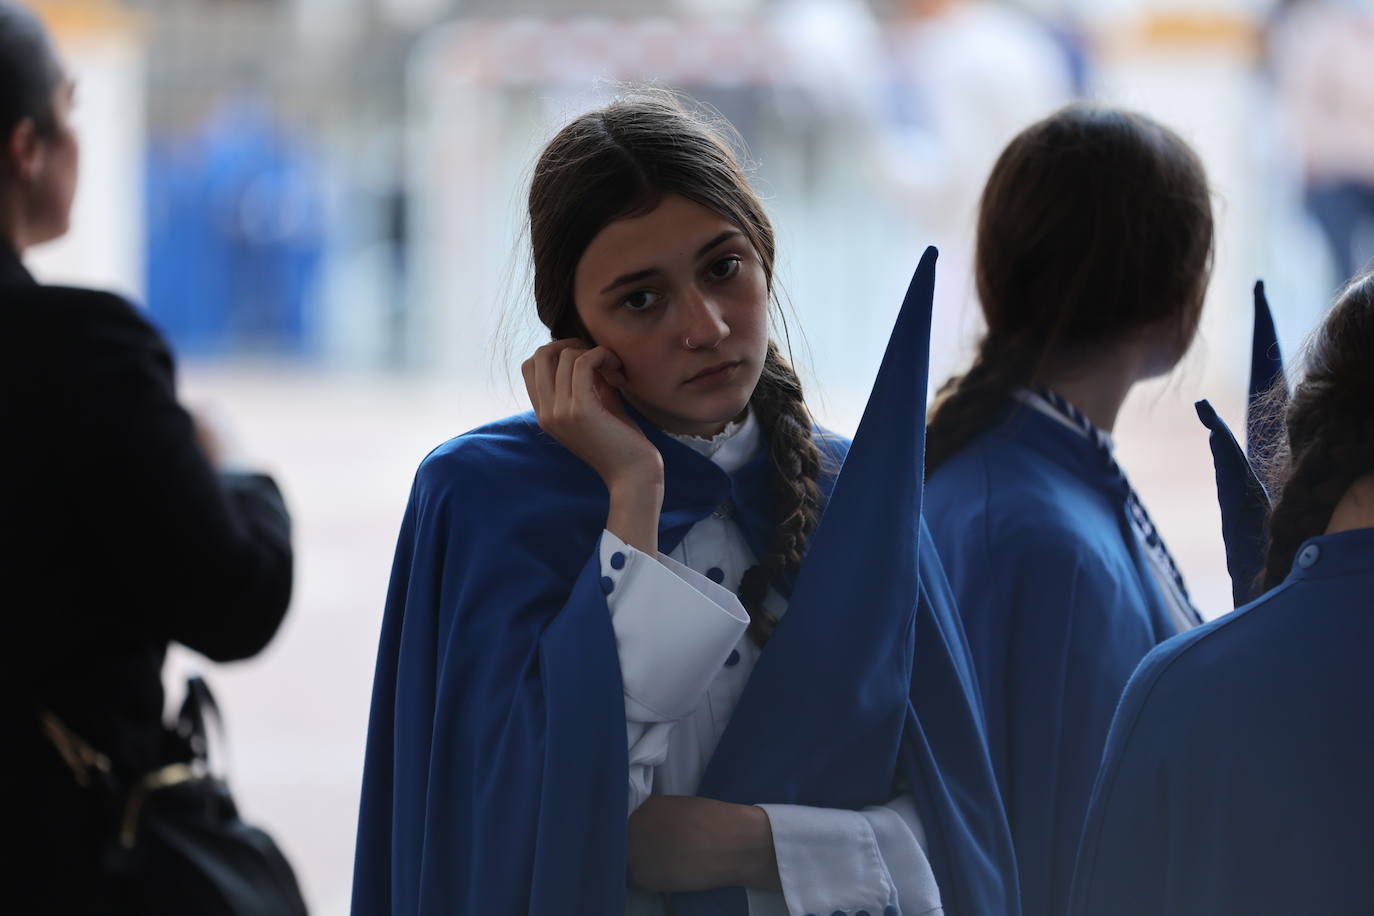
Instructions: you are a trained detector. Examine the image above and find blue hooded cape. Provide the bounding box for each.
[1068,526,1374,915]
[351,247,1018,915]
[1196,280,1288,607]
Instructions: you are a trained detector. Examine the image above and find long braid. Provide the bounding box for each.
[1260,270,1374,591]
[1261,414,1374,591]
[738,341,823,647]
[926,335,1040,476]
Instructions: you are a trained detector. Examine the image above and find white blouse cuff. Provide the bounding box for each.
[751,798,941,916]
[599,529,748,722]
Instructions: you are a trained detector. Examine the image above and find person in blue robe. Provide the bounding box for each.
[1069,268,1374,915]
[352,94,1016,915]
[920,104,1216,916]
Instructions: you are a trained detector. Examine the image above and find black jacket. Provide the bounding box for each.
[2,244,293,910]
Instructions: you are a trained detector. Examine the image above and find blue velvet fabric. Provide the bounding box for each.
[925,402,1180,916]
[1195,400,1271,608]
[1196,280,1288,608]
[351,248,1018,915]
[1070,526,1374,915]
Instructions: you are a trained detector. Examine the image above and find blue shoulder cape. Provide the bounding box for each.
[1069,526,1374,915]
[924,401,1179,916]
[351,247,1017,915]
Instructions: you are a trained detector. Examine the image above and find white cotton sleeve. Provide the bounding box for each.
[745,795,942,916]
[599,530,748,813]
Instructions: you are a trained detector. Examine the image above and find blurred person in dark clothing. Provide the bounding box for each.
[1270,0,1374,284]
[0,3,293,911]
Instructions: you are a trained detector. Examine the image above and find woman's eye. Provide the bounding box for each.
[707,256,741,281]
[622,290,661,312]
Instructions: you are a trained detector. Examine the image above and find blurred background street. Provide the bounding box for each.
[21,0,1374,910]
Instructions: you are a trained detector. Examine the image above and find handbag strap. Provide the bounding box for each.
[178,674,230,772]
[41,677,221,849]
[39,709,112,788]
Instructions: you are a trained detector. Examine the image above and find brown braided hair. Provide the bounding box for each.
[527,91,822,646]
[1259,270,1374,591]
[926,104,1215,474]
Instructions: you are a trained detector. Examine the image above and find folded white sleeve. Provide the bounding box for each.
[746,794,942,916]
[599,530,748,813]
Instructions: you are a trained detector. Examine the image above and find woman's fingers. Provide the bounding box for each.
[519,354,538,413]
[523,341,660,493]
[598,349,627,389]
[526,339,584,418]
[572,347,626,418]
[554,344,582,418]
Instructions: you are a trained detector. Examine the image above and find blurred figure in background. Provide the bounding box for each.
[876,0,1074,389]
[1,3,294,911]
[1269,0,1374,285]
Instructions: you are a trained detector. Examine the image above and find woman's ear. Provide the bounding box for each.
[5,117,42,183]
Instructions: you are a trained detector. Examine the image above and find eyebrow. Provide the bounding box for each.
[598,229,744,295]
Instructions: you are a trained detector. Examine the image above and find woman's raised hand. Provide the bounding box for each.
[522,339,664,553]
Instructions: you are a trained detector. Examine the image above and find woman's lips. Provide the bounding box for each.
[684,360,742,385]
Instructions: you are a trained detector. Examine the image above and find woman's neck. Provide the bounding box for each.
[1326,472,1374,536]
[0,187,27,256]
[1034,342,1151,434]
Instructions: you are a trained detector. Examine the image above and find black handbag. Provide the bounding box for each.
[43,675,310,916]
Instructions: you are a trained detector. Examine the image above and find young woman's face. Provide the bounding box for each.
[572,193,770,438]
[18,78,79,248]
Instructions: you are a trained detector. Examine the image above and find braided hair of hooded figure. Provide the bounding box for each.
[925,104,1215,475]
[1259,270,1374,592]
[527,93,822,647]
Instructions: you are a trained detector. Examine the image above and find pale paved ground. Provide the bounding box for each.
[172,363,1238,915]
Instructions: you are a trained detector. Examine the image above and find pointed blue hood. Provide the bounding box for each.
[1197,279,1289,607]
[677,245,1019,915]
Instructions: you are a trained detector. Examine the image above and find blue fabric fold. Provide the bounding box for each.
[1195,400,1271,607]
[676,246,1019,916]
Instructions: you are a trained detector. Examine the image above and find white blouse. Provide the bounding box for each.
[600,411,943,916]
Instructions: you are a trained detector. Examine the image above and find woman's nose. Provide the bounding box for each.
[679,290,730,350]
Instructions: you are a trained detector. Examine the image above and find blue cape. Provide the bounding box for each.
[1069,526,1374,915]
[1196,280,1288,607]
[351,247,1018,914]
[925,401,1181,916]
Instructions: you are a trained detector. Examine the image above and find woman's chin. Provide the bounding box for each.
[635,396,751,439]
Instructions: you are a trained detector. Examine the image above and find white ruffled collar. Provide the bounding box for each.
[666,409,761,473]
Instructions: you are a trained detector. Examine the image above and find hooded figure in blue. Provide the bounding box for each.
[352,95,1016,916]
[1070,270,1374,915]
[921,104,1216,916]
